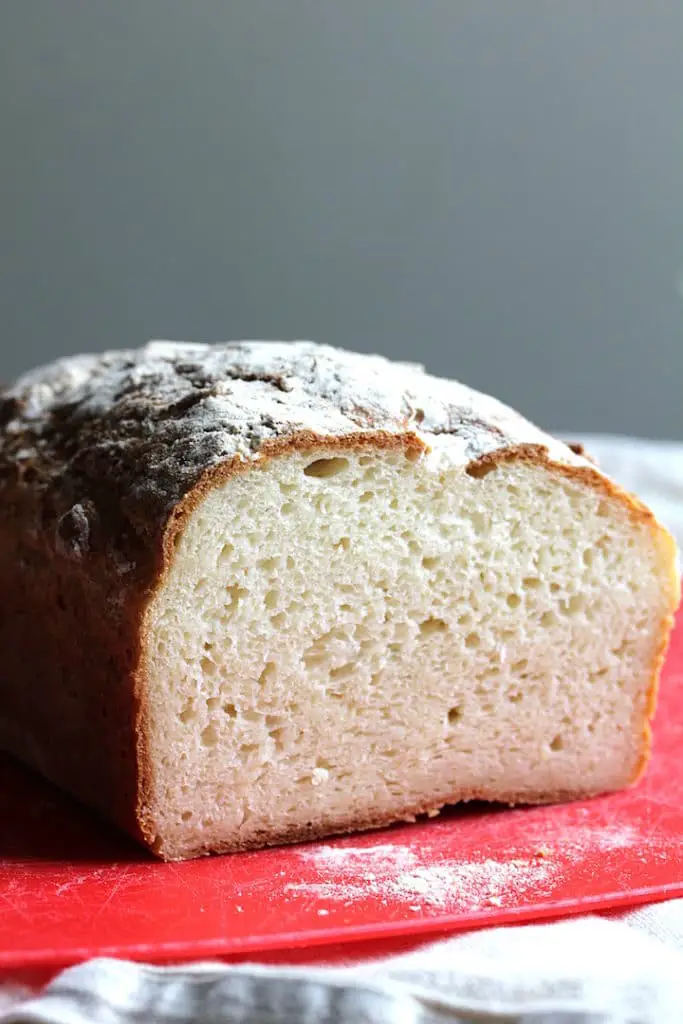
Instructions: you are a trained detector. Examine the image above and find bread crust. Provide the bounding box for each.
[0,341,678,857]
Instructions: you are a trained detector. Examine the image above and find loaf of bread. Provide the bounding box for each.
[0,341,678,860]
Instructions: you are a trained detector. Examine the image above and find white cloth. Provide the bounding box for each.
[2,435,682,1024]
[5,909,683,1024]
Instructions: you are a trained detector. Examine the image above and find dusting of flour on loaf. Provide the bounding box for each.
[286,843,556,910]
[0,339,590,576]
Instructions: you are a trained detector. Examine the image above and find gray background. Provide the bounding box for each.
[1,1,681,437]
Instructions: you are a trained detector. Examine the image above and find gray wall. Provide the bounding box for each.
[1,1,682,437]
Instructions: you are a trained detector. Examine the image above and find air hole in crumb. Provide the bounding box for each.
[225,584,247,611]
[560,595,584,616]
[583,548,595,568]
[223,702,237,718]
[336,536,351,551]
[507,593,521,609]
[550,734,564,752]
[447,705,463,726]
[330,663,354,680]
[178,703,195,724]
[240,743,260,756]
[466,461,496,479]
[304,457,350,478]
[265,589,279,610]
[550,582,561,593]
[200,657,216,677]
[259,662,276,686]
[265,714,285,729]
[281,502,294,515]
[508,692,523,704]
[270,727,287,749]
[405,448,421,463]
[181,811,193,822]
[258,556,279,572]
[201,722,220,747]
[218,542,234,564]
[206,696,221,711]
[597,501,611,518]
[359,455,373,466]
[359,490,373,503]
[465,631,481,649]
[511,659,528,672]
[522,577,542,590]
[422,555,439,570]
[271,612,287,628]
[541,611,557,628]
[419,617,449,637]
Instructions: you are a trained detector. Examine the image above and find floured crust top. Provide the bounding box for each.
[0,340,592,582]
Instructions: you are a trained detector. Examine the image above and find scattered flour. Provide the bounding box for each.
[286,821,662,912]
[286,843,556,911]
[554,822,641,855]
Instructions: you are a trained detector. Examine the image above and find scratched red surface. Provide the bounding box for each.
[1,616,682,974]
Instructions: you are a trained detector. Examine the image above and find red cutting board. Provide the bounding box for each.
[2,615,683,976]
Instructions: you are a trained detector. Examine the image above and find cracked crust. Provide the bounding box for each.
[0,340,678,855]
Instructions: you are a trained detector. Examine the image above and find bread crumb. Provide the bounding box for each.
[317,908,329,916]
